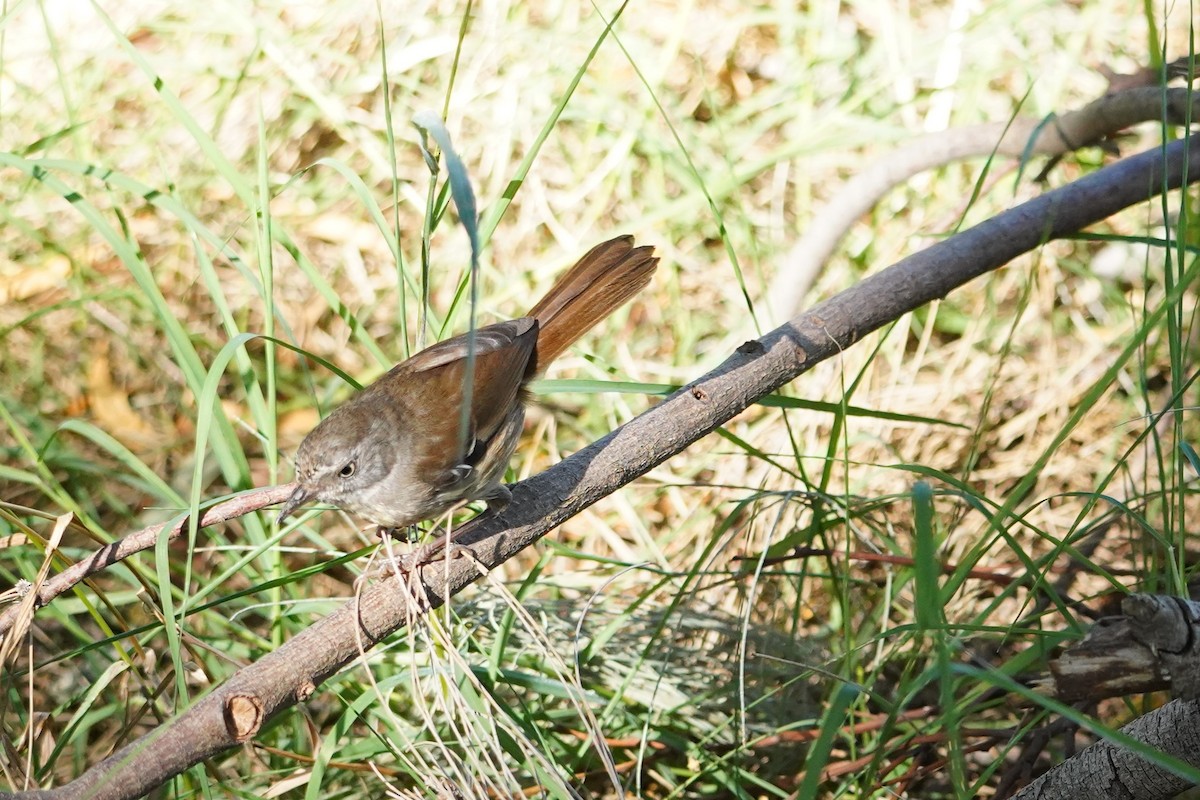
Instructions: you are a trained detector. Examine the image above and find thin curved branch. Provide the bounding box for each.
[767,84,1200,321]
[5,136,1200,800]
[0,485,295,640]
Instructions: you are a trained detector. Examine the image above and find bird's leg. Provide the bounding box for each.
[371,486,514,576]
[375,524,421,543]
[407,485,513,567]
[356,525,429,590]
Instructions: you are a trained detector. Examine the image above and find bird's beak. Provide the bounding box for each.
[276,485,311,525]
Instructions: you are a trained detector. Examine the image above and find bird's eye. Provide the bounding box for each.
[339,461,356,478]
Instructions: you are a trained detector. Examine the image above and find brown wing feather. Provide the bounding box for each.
[526,236,658,371]
[459,319,539,443]
[359,235,655,488]
[396,320,534,375]
[375,318,538,476]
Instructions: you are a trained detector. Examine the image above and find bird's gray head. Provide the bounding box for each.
[276,405,398,524]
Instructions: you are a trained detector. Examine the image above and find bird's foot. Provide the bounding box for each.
[368,496,506,579]
[374,524,421,543]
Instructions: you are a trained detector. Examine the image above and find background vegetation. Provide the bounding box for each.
[0,0,1193,796]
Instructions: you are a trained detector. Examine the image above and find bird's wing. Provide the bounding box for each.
[384,318,539,473]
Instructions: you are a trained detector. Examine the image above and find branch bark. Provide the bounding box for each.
[1039,594,1200,704]
[1011,699,1200,800]
[1015,593,1200,799]
[5,135,1200,799]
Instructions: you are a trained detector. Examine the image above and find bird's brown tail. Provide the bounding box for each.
[526,235,658,373]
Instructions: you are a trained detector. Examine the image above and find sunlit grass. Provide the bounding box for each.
[0,0,1193,797]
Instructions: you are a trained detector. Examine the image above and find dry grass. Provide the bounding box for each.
[1,0,1195,797]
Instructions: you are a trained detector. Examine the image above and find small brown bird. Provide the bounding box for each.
[277,236,658,532]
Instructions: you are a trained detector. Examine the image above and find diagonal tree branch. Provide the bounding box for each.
[5,135,1199,800]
